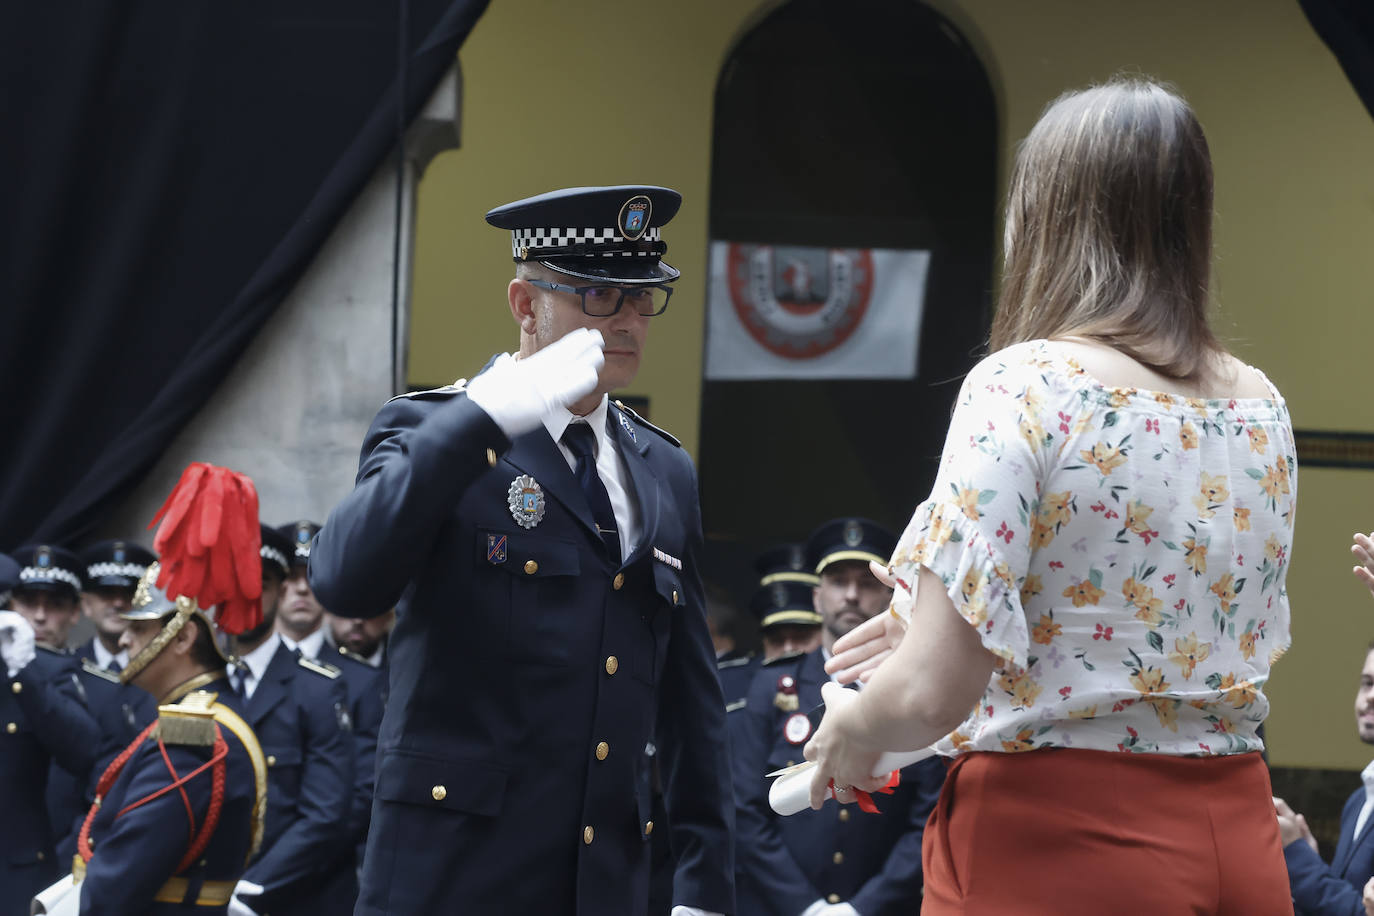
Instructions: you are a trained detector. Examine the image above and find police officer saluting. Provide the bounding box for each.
[731,519,945,916]
[1,545,101,916]
[310,186,734,916]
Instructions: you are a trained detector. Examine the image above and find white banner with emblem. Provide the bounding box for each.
[703,241,930,380]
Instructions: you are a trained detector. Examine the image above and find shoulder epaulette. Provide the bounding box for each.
[81,658,122,683]
[156,690,218,747]
[386,378,467,405]
[613,400,680,448]
[717,654,755,670]
[762,650,806,668]
[335,645,371,666]
[725,698,747,713]
[298,656,342,679]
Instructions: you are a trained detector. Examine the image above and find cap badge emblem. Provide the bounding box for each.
[618,195,652,241]
[788,544,806,571]
[113,542,127,562]
[843,521,864,548]
[37,547,51,568]
[772,583,789,608]
[507,475,546,529]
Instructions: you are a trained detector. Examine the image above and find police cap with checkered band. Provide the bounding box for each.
[12,544,85,600]
[485,185,682,284]
[81,540,157,590]
[275,520,321,570]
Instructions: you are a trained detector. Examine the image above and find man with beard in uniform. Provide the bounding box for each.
[223,523,353,916]
[1,546,101,915]
[309,185,733,916]
[731,519,945,916]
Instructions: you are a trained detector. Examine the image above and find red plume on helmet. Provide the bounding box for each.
[148,462,264,635]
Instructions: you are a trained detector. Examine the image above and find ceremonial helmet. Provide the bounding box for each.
[119,463,265,684]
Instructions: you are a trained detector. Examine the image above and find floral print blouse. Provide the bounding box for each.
[890,340,1296,757]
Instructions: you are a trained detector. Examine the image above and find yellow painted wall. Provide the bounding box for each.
[409,0,1374,769]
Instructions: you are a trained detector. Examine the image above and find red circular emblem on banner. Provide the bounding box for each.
[725,244,875,359]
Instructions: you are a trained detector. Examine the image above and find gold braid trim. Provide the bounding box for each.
[207,702,268,861]
[119,598,195,685]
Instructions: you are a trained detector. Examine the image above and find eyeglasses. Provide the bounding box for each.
[525,279,673,317]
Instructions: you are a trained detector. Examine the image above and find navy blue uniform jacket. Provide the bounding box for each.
[240,644,354,915]
[1286,785,1374,915]
[731,650,943,916]
[2,645,100,916]
[310,382,735,915]
[78,677,260,915]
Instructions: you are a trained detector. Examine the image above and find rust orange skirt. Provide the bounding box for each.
[921,748,1292,915]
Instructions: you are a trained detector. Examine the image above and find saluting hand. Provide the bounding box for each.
[0,610,36,677]
[467,328,605,437]
[1353,533,1374,598]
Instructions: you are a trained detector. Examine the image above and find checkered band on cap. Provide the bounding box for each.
[20,566,82,591]
[261,544,289,572]
[87,561,149,581]
[511,227,662,259]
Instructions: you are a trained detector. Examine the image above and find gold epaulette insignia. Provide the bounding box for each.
[156,691,218,746]
[336,645,370,665]
[81,658,122,683]
[386,378,468,405]
[725,698,747,713]
[298,656,342,679]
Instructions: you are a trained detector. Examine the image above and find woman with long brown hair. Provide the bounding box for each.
[804,77,1296,913]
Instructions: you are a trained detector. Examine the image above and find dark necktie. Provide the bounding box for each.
[562,422,622,566]
[106,658,122,674]
[231,665,249,698]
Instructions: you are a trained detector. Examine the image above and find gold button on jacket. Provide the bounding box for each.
[524,559,538,575]
[583,825,594,844]
[10,681,21,694]
[432,785,447,801]
[612,572,625,590]
[595,741,609,761]
[604,656,618,675]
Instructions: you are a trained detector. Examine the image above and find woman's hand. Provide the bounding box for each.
[803,681,889,810]
[1354,533,1374,597]
[824,562,908,685]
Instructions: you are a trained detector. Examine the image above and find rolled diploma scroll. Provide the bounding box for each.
[767,747,938,816]
[769,564,934,816]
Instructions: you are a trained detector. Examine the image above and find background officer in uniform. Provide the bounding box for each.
[225,523,353,916]
[75,540,157,671]
[1,547,100,916]
[310,185,734,916]
[731,519,944,916]
[273,520,328,659]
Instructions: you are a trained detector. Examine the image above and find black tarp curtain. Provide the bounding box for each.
[1301,0,1374,122]
[0,0,489,552]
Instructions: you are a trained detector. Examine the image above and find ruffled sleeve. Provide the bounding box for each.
[890,344,1072,672]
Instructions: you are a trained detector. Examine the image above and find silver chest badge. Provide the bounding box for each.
[507,475,546,529]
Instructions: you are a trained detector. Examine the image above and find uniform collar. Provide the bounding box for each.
[281,627,325,661]
[91,638,128,671]
[160,669,228,705]
[237,632,281,682]
[541,394,611,451]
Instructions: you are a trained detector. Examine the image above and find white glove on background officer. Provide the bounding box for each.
[671,907,725,916]
[0,609,37,677]
[800,900,860,916]
[466,328,605,438]
[227,879,263,916]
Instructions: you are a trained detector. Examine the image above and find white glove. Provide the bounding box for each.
[0,610,36,677]
[670,908,725,916]
[800,901,860,916]
[227,879,264,916]
[466,328,605,437]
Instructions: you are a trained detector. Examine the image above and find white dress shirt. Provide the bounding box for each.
[540,395,640,560]
[232,633,281,701]
[1352,759,1374,839]
[280,627,325,661]
[91,638,129,672]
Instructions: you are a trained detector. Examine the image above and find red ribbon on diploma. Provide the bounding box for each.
[828,770,901,813]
